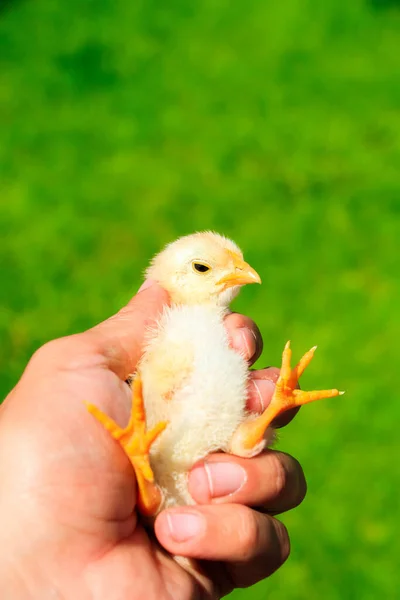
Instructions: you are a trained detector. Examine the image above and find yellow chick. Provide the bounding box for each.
[87,232,341,516]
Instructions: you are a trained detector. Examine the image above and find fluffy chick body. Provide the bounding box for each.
[139,303,249,508]
[132,231,263,510]
[87,231,341,515]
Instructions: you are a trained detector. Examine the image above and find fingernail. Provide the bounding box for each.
[230,327,255,360]
[166,511,205,542]
[247,378,275,413]
[138,278,156,293]
[204,462,247,498]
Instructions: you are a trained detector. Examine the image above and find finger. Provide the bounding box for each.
[188,451,306,514]
[83,280,169,378]
[248,366,300,428]
[224,313,263,366]
[155,504,289,573]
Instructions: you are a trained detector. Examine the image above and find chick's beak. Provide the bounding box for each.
[217,257,261,289]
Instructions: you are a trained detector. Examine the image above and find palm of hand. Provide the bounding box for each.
[3,346,198,599]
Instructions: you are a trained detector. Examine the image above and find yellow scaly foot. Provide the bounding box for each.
[231,341,343,457]
[86,375,167,516]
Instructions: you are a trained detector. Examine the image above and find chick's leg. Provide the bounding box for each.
[231,341,342,457]
[86,376,167,516]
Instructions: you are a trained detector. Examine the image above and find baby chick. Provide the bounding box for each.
[87,232,341,516]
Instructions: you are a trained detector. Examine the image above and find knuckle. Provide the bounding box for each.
[30,339,66,364]
[29,335,92,370]
[236,508,260,560]
[269,452,307,508]
[270,453,288,498]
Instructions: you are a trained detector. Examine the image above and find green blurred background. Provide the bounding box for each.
[1,0,399,598]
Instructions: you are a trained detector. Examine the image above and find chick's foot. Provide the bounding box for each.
[86,375,167,516]
[231,341,343,457]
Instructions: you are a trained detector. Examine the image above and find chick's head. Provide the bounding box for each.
[146,231,261,307]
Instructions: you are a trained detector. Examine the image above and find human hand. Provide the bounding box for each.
[0,282,306,599]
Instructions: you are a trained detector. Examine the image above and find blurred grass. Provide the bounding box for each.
[0,0,399,598]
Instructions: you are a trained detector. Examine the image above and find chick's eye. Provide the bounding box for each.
[192,262,211,274]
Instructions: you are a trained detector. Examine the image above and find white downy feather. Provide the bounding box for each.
[139,304,249,508]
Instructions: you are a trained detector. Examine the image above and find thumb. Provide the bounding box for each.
[85,280,169,378]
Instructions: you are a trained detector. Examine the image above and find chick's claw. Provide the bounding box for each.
[231,341,342,457]
[86,375,167,516]
[274,341,342,412]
